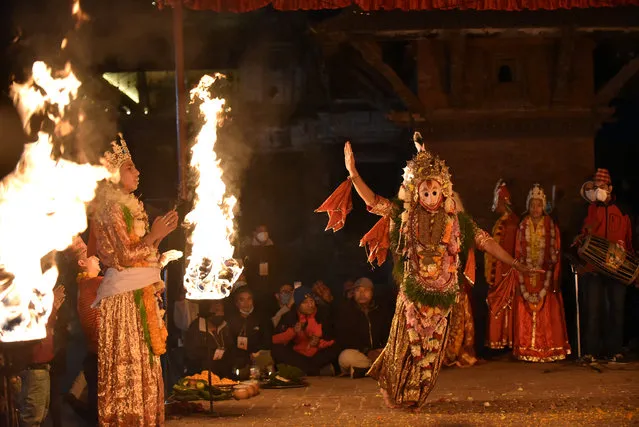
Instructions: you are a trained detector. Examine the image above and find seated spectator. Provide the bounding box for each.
[173,286,199,346]
[271,283,294,328]
[272,286,340,376]
[342,279,356,301]
[312,280,337,334]
[337,277,392,378]
[185,300,233,378]
[312,280,334,311]
[227,287,273,379]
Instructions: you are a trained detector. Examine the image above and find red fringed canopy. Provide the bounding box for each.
[162,0,639,12]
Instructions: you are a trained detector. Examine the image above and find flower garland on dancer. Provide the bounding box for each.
[316,133,540,410]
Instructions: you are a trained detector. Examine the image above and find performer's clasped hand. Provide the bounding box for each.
[152,210,179,239]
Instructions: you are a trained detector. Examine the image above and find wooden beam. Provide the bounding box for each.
[350,66,394,112]
[552,28,576,105]
[595,57,639,106]
[314,8,639,35]
[448,34,466,108]
[350,40,425,114]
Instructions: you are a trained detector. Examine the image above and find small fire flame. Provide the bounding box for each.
[183,74,242,300]
[0,62,109,342]
[72,0,90,27]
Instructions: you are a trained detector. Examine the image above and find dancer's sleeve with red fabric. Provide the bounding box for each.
[367,195,394,217]
[314,179,353,232]
[360,216,391,267]
[472,222,493,252]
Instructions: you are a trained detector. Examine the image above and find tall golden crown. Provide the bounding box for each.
[526,183,547,209]
[402,132,453,199]
[103,133,132,172]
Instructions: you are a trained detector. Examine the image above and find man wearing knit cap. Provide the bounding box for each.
[579,168,634,363]
[336,278,392,378]
[271,286,339,376]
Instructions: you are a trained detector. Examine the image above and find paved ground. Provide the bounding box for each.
[165,360,639,426]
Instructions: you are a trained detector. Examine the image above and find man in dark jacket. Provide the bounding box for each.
[336,277,392,378]
[227,287,273,379]
[185,300,234,378]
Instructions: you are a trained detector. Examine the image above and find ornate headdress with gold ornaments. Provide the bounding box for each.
[401,132,453,202]
[526,184,547,209]
[103,133,132,172]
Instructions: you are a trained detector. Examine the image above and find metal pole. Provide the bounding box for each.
[172,0,188,201]
[572,265,582,358]
[207,331,213,414]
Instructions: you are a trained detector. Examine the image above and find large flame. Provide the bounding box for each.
[183,74,242,300]
[0,62,109,342]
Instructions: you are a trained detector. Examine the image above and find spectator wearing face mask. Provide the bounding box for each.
[272,286,340,376]
[578,169,634,363]
[336,278,392,378]
[272,283,294,327]
[243,225,279,310]
[227,287,273,379]
[185,300,233,378]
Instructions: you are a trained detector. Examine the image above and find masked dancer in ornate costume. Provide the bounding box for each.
[90,135,181,426]
[512,185,570,362]
[316,133,538,409]
[485,180,520,350]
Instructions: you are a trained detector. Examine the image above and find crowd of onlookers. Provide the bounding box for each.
[171,224,396,382]
[173,274,394,381]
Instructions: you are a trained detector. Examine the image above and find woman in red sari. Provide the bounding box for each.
[512,184,571,362]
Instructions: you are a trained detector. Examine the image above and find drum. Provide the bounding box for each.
[577,234,639,285]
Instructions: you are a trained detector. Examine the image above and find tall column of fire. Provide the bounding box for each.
[183,74,242,299]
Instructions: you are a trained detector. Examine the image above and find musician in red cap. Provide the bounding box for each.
[485,180,520,350]
[579,168,633,363]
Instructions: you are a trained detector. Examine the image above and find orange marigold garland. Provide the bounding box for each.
[135,283,168,359]
[144,283,168,356]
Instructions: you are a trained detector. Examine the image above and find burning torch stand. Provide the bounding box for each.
[205,328,214,415]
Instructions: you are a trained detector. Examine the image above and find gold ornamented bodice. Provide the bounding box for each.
[416,208,446,261]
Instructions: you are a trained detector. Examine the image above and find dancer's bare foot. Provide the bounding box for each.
[380,388,401,409]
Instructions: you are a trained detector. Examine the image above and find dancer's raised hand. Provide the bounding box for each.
[344,141,357,178]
